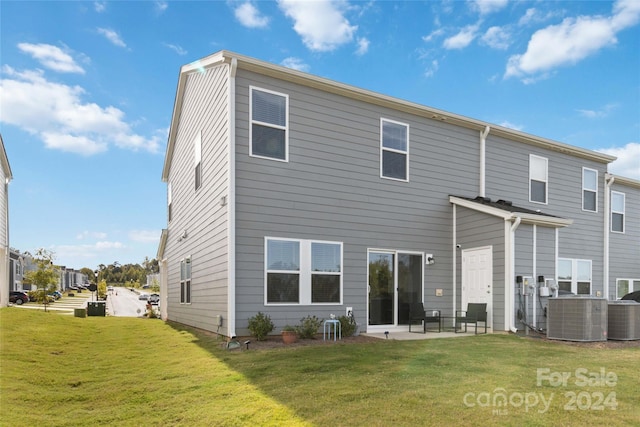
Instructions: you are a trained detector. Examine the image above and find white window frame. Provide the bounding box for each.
[249,86,289,162]
[180,256,191,304]
[616,278,640,299]
[529,154,548,204]
[582,167,597,212]
[557,258,592,295]
[194,131,202,191]
[167,182,172,223]
[611,191,625,233]
[380,118,409,182]
[265,237,343,306]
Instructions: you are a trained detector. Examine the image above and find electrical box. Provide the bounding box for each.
[521,276,533,295]
[214,315,223,326]
[539,287,550,297]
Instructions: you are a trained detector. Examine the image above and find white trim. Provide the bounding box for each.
[581,167,598,212]
[529,154,548,205]
[249,86,289,162]
[264,237,343,306]
[603,173,614,300]
[610,190,625,234]
[228,58,237,337]
[380,118,409,182]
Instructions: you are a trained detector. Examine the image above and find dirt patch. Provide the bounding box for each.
[221,334,380,351]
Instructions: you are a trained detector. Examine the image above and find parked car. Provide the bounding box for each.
[49,291,62,300]
[138,294,149,300]
[9,291,29,305]
[149,294,160,305]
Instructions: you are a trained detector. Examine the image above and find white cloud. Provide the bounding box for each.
[443,24,479,49]
[499,121,524,131]
[422,28,444,43]
[280,57,310,72]
[481,26,511,50]
[155,1,168,14]
[0,66,160,155]
[505,0,640,80]
[97,28,127,48]
[163,43,187,56]
[278,0,357,52]
[77,231,108,240]
[129,230,161,244]
[471,0,508,15]
[355,37,369,55]
[424,59,439,78]
[234,2,270,28]
[17,43,85,74]
[597,142,640,180]
[94,1,106,13]
[577,103,618,119]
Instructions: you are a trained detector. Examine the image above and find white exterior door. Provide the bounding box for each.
[461,246,493,328]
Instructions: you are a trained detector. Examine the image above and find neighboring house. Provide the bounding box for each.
[0,135,12,307]
[158,50,640,338]
[9,249,26,291]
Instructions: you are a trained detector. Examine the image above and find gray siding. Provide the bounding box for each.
[455,206,506,330]
[609,180,640,299]
[164,63,230,334]
[233,69,480,334]
[485,134,607,295]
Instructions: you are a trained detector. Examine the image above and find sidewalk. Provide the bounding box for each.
[12,292,91,314]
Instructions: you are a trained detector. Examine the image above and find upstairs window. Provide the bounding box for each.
[180,256,191,304]
[529,155,548,204]
[381,119,409,181]
[194,131,202,191]
[167,182,172,223]
[250,87,288,161]
[617,279,640,299]
[611,191,625,233]
[582,168,597,212]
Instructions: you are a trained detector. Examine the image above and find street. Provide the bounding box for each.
[107,287,149,317]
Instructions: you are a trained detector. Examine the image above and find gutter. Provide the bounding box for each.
[479,126,490,197]
[509,216,522,333]
[603,173,615,300]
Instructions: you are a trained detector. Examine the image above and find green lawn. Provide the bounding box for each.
[1,309,638,426]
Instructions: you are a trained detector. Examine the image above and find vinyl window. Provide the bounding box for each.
[529,155,548,204]
[381,119,409,181]
[616,279,640,299]
[558,258,591,295]
[266,238,342,305]
[194,131,202,191]
[611,191,625,233]
[250,87,288,161]
[582,168,597,212]
[180,256,191,304]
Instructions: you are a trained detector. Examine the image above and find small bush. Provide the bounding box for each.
[295,315,323,339]
[338,315,357,337]
[247,312,274,341]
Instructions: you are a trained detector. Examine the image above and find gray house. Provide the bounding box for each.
[0,135,12,308]
[158,50,640,338]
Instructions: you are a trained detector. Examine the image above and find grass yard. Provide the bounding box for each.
[1,309,638,426]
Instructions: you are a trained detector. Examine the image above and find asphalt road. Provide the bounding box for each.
[107,287,149,317]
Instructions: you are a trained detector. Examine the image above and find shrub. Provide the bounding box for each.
[295,315,323,339]
[247,312,274,341]
[338,315,357,337]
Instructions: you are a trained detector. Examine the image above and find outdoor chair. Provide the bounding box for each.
[408,302,441,333]
[455,303,487,334]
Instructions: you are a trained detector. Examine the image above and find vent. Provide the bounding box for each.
[607,301,640,341]
[547,297,607,342]
[496,199,512,206]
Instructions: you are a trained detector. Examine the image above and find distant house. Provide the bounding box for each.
[158,50,640,337]
[0,135,12,307]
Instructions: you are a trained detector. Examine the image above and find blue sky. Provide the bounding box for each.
[1,0,639,270]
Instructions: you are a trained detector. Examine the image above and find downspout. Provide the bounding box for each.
[479,126,490,197]
[509,216,522,333]
[604,173,614,300]
[227,57,238,338]
[452,204,457,327]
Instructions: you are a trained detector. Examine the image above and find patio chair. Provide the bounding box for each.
[408,302,441,333]
[455,303,487,334]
